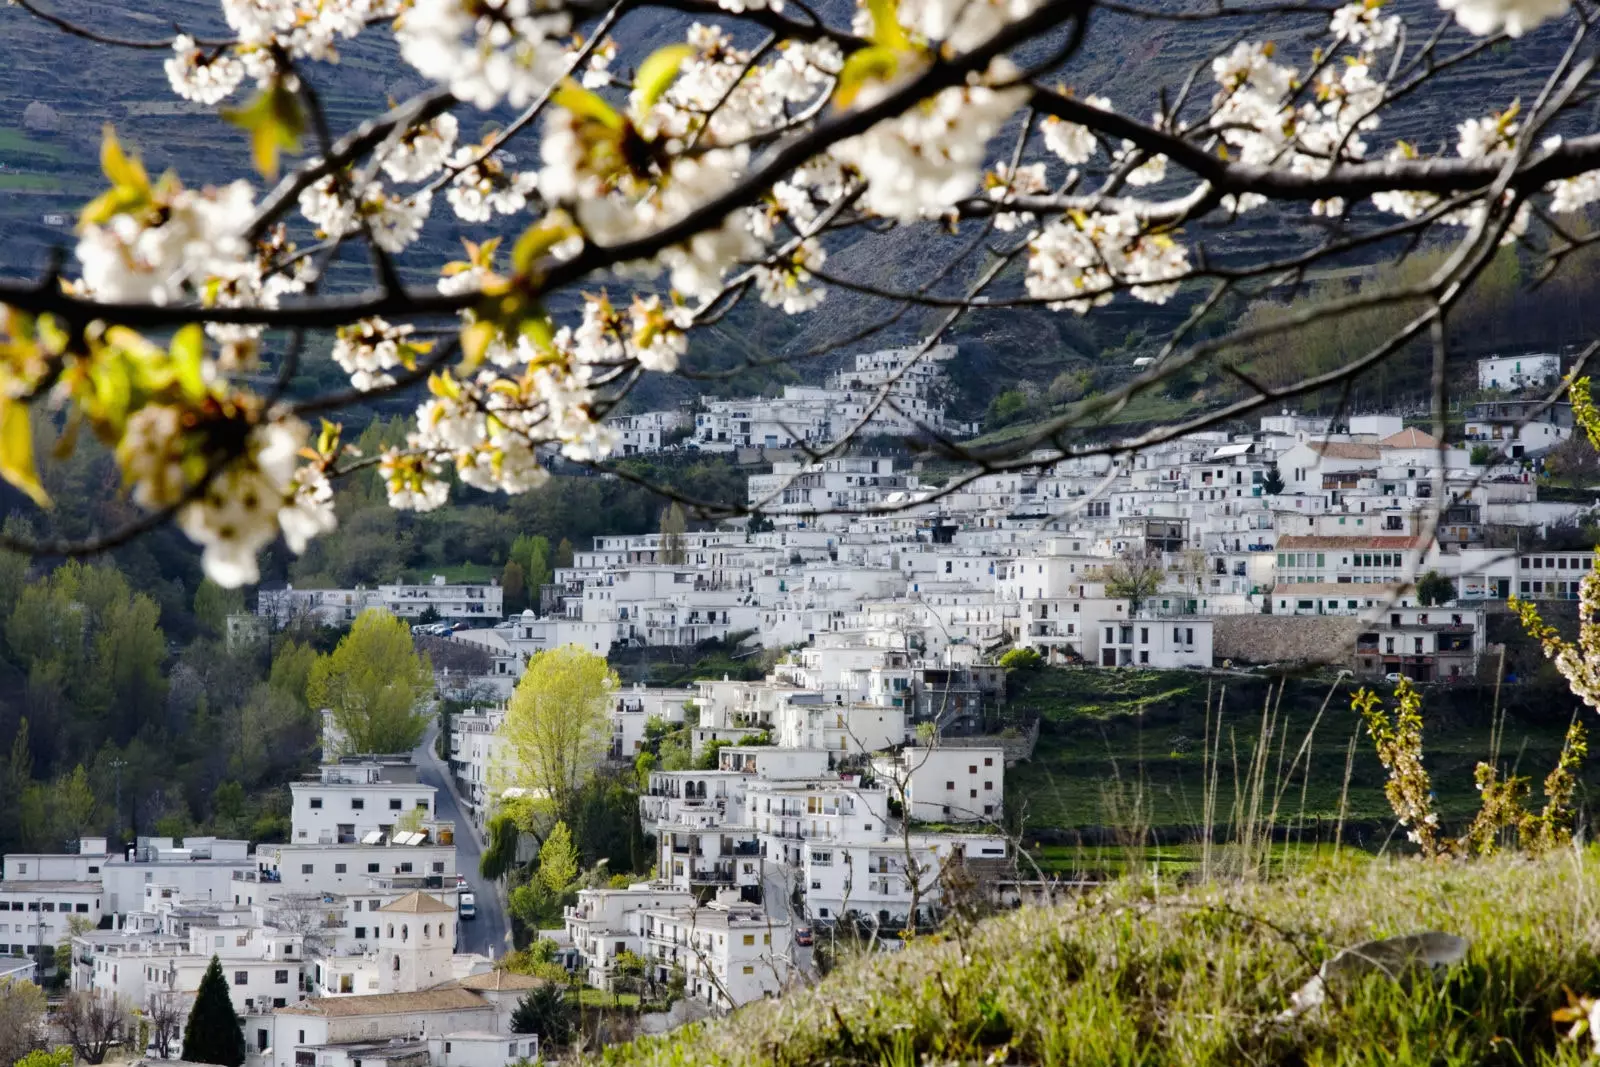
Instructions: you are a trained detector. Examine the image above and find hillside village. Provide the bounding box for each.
[4,341,1596,1063]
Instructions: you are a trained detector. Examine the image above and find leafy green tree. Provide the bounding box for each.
[212,781,247,834]
[13,1049,73,1067]
[267,640,319,704]
[1261,464,1286,495]
[502,646,617,818]
[480,812,522,881]
[193,579,245,638]
[659,504,687,565]
[502,560,527,615]
[182,957,244,1067]
[1415,570,1456,606]
[1470,443,1493,465]
[538,821,579,894]
[0,977,48,1065]
[555,538,574,569]
[998,647,1042,671]
[53,765,100,846]
[307,609,433,756]
[509,985,572,1044]
[1101,554,1164,616]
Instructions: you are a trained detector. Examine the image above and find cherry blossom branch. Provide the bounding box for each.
[246,87,458,242]
[7,0,231,49]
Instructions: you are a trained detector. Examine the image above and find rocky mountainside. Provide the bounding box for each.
[0,0,1582,424]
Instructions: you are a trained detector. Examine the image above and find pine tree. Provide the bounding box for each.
[182,957,244,1067]
[1262,463,1285,495]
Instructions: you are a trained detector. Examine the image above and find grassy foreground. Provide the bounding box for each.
[595,851,1600,1067]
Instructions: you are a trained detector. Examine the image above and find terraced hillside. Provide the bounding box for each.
[0,0,1585,419]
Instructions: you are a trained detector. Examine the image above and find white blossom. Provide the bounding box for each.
[396,0,573,110]
[381,113,460,183]
[1328,2,1400,49]
[332,317,419,391]
[76,181,256,305]
[830,82,1030,220]
[165,35,246,104]
[446,147,539,222]
[1026,211,1190,313]
[754,238,827,314]
[1437,0,1568,37]
[1041,96,1111,165]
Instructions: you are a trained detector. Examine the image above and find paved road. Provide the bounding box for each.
[415,724,512,959]
[762,868,814,977]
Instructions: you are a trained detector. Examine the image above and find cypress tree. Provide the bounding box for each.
[182,956,245,1067]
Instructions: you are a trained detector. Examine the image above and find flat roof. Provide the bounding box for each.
[0,880,102,893]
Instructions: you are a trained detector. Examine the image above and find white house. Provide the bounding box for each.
[1478,353,1561,392]
[870,747,1005,823]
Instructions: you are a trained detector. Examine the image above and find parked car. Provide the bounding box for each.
[795,927,813,946]
[1384,672,1403,683]
[459,891,477,919]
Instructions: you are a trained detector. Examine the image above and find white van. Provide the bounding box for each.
[459,891,477,919]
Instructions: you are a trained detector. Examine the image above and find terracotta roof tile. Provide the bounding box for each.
[1277,535,1425,550]
[379,891,454,914]
[274,987,491,1017]
[1308,442,1382,460]
[1380,428,1442,449]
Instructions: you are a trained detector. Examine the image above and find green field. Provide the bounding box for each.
[0,127,71,163]
[1005,667,1593,841]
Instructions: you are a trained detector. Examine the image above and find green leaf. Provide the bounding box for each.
[458,318,500,372]
[835,45,901,108]
[633,43,695,120]
[99,125,150,192]
[223,80,306,179]
[511,219,581,275]
[551,79,625,130]
[169,323,207,402]
[867,0,910,50]
[0,397,49,508]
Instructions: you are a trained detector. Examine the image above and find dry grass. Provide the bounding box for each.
[593,850,1600,1067]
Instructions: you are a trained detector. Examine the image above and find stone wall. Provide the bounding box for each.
[1212,614,1366,666]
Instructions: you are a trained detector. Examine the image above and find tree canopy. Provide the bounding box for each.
[502,645,617,819]
[182,957,245,1067]
[307,609,434,756]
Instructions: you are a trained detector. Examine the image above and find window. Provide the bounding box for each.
[389,799,403,811]
[309,798,322,809]
[416,800,428,810]
[75,904,87,913]
[41,903,53,912]
[1139,651,1149,664]
[301,864,314,875]
[367,863,380,873]
[15,864,24,875]
[945,781,955,790]
[351,798,364,810]
[353,900,362,912]
[743,934,755,945]
[275,970,289,984]
[984,781,993,790]
[743,965,755,974]
[354,927,367,939]
[984,757,994,767]
[334,863,347,874]
[968,765,977,774]
[399,862,413,873]
[234,971,248,986]
[432,862,445,874]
